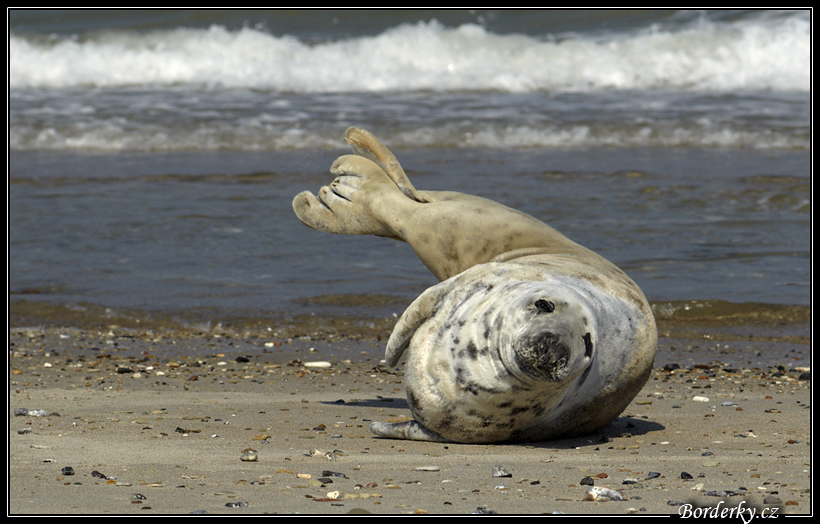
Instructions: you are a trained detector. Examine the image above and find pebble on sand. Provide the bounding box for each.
[240,448,258,462]
[14,408,48,417]
[492,466,512,478]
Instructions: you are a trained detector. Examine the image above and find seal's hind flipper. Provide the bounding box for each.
[369,420,451,442]
[344,127,428,203]
[292,154,412,237]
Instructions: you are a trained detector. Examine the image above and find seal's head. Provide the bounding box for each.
[387,265,598,389]
[502,292,595,384]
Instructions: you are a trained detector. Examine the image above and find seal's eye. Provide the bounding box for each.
[534,299,555,313]
[583,332,594,358]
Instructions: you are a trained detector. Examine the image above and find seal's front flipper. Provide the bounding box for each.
[369,420,451,443]
[384,276,457,367]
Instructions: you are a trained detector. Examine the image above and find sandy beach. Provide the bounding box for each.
[8,316,811,516]
[9,9,811,517]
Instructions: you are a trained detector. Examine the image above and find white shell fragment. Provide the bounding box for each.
[304,361,332,369]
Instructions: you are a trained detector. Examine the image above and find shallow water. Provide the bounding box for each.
[9,146,809,321]
[8,10,811,330]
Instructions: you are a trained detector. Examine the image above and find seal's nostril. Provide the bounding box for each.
[583,332,593,358]
[534,299,555,313]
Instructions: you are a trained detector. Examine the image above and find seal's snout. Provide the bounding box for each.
[518,332,571,382]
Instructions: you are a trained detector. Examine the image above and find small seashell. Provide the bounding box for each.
[583,486,627,502]
[309,449,335,460]
[326,490,340,499]
[692,395,710,402]
[415,465,440,471]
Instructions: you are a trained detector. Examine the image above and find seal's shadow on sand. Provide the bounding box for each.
[323,397,410,410]
[322,398,664,449]
[528,416,666,450]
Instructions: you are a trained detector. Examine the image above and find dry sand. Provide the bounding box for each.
[8,322,811,515]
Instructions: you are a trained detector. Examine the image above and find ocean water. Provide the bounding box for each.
[9,9,811,332]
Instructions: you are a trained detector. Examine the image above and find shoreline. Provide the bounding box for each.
[8,319,811,515]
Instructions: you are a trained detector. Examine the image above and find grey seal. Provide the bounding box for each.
[292,127,657,443]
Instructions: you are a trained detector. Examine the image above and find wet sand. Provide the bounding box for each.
[8,322,811,515]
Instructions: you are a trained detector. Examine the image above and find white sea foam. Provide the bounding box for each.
[8,12,809,151]
[9,13,810,93]
[9,119,808,152]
